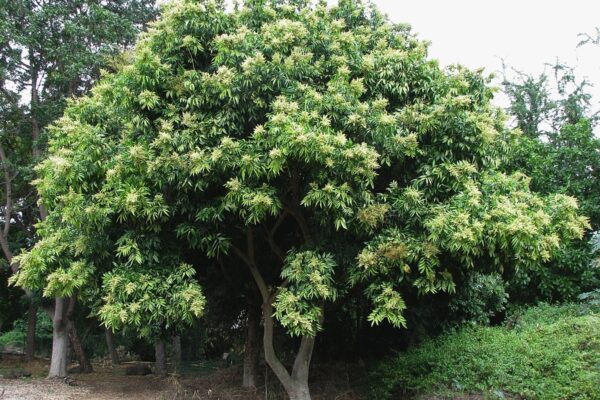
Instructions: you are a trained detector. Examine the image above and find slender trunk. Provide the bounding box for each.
[261,302,314,400]
[48,297,68,378]
[171,335,181,374]
[243,296,261,388]
[154,339,167,376]
[67,321,93,373]
[234,226,315,399]
[25,300,37,362]
[288,336,314,400]
[66,298,93,373]
[105,328,120,365]
[29,51,47,221]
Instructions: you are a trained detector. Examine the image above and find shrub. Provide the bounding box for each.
[448,272,509,326]
[0,329,25,349]
[368,303,600,399]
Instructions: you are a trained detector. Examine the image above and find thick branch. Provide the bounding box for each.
[230,233,270,302]
[0,228,14,271]
[286,205,313,244]
[262,301,293,390]
[291,335,316,381]
[0,142,12,237]
[264,211,288,261]
[291,306,323,380]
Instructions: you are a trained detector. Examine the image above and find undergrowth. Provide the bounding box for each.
[368,302,600,399]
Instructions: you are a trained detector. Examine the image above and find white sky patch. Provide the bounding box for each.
[367,0,600,110]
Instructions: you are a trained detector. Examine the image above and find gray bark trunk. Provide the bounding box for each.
[67,321,92,373]
[105,328,120,365]
[261,302,314,400]
[234,226,316,400]
[242,297,261,388]
[48,297,68,378]
[154,339,167,376]
[25,300,37,361]
[288,382,312,400]
[171,335,181,374]
[66,299,93,373]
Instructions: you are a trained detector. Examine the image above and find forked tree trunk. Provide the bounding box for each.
[171,335,181,374]
[154,339,167,376]
[25,300,37,362]
[48,297,69,378]
[243,297,261,388]
[105,328,120,365]
[262,302,314,400]
[236,226,317,400]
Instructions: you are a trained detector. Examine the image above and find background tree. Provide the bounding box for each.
[13,1,588,398]
[503,62,600,302]
[0,0,157,375]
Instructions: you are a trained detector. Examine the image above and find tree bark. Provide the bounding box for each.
[261,302,314,400]
[48,297,68,378]
[66,298,93,373]
[105,328,120,365]
[171,335,181,374]
[154,339,167,376]
[28,50,47,221]
[243,296,261,388]
[25,300,37,362]
[288,383,312,400]
[233,227,316,399]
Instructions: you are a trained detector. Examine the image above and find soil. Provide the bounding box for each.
[0,355,363,400]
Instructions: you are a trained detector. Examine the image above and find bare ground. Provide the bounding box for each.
[0,356,363,400]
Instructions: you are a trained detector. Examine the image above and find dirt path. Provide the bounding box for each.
[0,356,361,400]
[0,376,178,400]
[0,378,90,400]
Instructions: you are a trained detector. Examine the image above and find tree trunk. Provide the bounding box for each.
[243,296,261,388]
[48,297,68,378]
[66,298,93,373]
[171,335,181,374]
[25,300,37,362]
[105,328,120,365]
[288,382,312,400]
[154,339,167,376]
[234,226,316,399]
[29,51,47,221]
[67,321,93,373]
[261,302,315,400]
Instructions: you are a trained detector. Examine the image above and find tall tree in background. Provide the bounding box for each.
[0,0,157,375]
[503,62,600,301]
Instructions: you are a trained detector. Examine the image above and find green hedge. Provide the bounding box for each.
[368,303,600,399]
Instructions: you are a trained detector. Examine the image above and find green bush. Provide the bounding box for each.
[0,329,25,349]
[448,272,509,326]
[0,308,53,353]
[368,303,600,399]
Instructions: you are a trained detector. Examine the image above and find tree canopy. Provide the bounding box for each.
[11,0,589,397]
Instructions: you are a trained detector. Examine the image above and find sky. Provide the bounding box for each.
[366,0,600,109]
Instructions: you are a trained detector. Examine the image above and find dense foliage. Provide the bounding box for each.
[0,0,158,364]
[369,302,600,399]
[503,64,600,302]
[7,0,591,395]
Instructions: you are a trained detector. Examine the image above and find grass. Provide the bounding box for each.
[368,303,600,399]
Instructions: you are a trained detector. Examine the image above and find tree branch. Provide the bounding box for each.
[264,211,288,261]
[230,235,270,302]
[0,142,13,238]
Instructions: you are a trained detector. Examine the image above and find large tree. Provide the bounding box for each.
[0,0,157,375]
[503,63,600,301]
[13,0,588,397]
